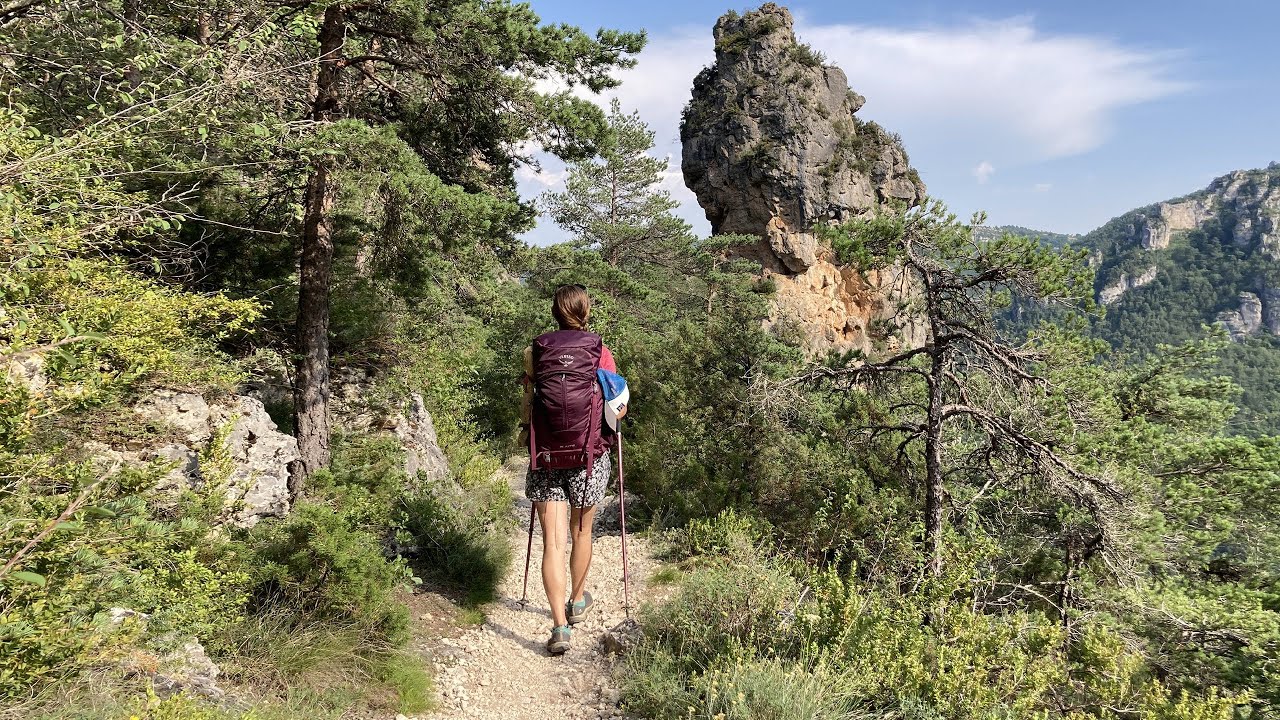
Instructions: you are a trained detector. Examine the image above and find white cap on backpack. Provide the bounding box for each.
[596,368,630,432]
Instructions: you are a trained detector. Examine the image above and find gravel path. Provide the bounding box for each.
[423,461,655,719]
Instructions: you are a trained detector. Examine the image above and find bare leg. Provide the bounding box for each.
[537,500,568,627]
[569,505,597,603]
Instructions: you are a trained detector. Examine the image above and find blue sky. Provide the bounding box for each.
[518,1,1279,244]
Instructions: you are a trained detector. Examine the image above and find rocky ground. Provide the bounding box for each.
[401,463,663,720]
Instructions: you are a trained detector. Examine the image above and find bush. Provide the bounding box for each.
[400,480,513,605]
[621,553,800,717]
[116,690,261,720]
[625,542,1248,720]
[698,658,864,720]
[797,579,1067,718]
[668,508,768,563]
[371,652,434,714]
[243,500,413,645]
[0,464,249,697]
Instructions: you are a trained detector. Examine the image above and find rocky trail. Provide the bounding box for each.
[404,461,661,720]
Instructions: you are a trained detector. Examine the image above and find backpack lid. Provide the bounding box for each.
[596,368,630,432]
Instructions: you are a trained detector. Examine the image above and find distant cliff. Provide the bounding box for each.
[680,3,926,354]
[1055,163,1280,434]
[1084,164,1280,333]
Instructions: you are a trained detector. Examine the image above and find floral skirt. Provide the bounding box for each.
[525,453,610,508]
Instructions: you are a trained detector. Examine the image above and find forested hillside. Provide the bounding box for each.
[973,224,1077,249]
[2,3,1277,720]
[1013,165,1280,434]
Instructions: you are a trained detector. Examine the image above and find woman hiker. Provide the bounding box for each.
[519,284,625,654]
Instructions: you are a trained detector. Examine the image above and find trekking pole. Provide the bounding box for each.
[616,427,631,618]
[518,504,535,609]
[520,421,538,609]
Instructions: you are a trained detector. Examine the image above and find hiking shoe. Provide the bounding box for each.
[566,591,594,625]
[547,624,572,655]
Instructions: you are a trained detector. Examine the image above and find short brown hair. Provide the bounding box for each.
[552,284,590,330]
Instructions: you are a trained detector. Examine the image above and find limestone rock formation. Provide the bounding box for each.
[110,608,226,701]
[1098,265,1158,306]
[328,367,451,483]
[681,3,926,354]
[150,638,225,700]
[1137,199,1214,249]
[5,353,47,395]
[209,395,297,522]
[1217,292,1265,340]
[1262,286,1280,336]
[1216,286,1280,340]
[390,393,451,484]
[601,618,643,655]
[126,390,297,527]
[1090,166,1280,306]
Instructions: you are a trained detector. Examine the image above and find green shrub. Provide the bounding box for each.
[126,548,251,642]
[697,658,865,720]
[243,501,413,644]
[629,555,799,671]
[627,549,1248,720]
[670,508,768,562]
[400,482,512,605]
[0,463,247,697]
[372,652,434,714]
[210,613,426,718]
[116,689,262,720]
[788,43,825,68]
[1062,623,1250,720]
[617,645,699,719]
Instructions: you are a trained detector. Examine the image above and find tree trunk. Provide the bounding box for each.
[294,163,336,481]
[291,5,346,487]
[923,350,945,579]
[122,0,142,89]
[1060,541,1075,632]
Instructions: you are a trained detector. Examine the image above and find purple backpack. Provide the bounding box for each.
[528,329,608,471]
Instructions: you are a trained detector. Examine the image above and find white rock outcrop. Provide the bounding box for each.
[1217,287,1280,340]
[1217,292,1265,340]
[390,393,451,484]
[131,391,297,527]
[1092,167,1280,306]
[110,608,225,701]
[1098,266,1158,306]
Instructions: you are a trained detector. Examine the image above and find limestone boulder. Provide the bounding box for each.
[601,618,643,655]
[134,391,212,445]
[389,393,451,484]
[210,395,297,526]
[128,391,298,527]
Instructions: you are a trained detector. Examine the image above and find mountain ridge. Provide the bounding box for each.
[1013,162,1280,434]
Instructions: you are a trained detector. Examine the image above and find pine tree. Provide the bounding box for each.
[809,201,1116,585]
[542,99,692,268]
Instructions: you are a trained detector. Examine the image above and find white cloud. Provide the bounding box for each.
[518,16,1186,244]
[1033,182,1053,192]
[798,17,1187,159]
[515,161,569,191]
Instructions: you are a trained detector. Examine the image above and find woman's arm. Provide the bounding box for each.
[520,345,533,427]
